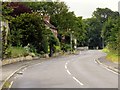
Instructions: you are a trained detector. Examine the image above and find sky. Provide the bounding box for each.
[59,0,120,19]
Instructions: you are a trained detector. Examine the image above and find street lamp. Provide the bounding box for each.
[102,33,104,49]
[70,30,74,53]
[101,20,105,49]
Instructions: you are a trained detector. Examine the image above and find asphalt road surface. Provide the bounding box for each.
[9,50,118,88]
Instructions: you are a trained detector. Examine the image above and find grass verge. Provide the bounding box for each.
[103,48,119,63]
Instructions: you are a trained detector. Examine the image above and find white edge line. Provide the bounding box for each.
[94,59,118,75]
[0,65,27,90]
[0,61,43,90]
[9,81,14,88]
[105,67,118,75]
[72,77,84,85]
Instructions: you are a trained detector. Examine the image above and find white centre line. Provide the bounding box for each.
[65,65,67,69]
[72,77,84,85]
[66,70,71,75]
[65,60,84,86]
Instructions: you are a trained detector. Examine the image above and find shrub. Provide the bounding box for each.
[6,46,29,58]
[61,43,71,52]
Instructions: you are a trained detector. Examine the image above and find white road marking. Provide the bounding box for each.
[65,61,84,86]
[65,63,68,65]
[94,59,118,75]
[9,81,14,88]
[65,65,67,69]
[94,59,97,64]
[104,66,118,75]
[66,70,71,75]
[72,76,84,85]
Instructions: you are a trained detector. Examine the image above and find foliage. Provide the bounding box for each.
[1,2,13,20]
[2,26,7,59]
[3,1,119,59]
[74,17,87,46]
[24,2,87,49]
[85,8,119,50]
[61,43,71,52]
[24,44,37,54]
[93,8,119,22]
[102,16,120,55]
[54,45,61,52]
[9,12,47,53]
[7,2,31,16]
[103,48,119,63]
[85,18,102,49]
[6,46,29,58]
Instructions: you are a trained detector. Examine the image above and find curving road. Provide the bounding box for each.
[9,50,118,88]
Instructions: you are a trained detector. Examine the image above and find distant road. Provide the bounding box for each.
[10,50,118,88]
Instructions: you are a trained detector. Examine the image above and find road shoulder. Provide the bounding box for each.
[95,56,119,74]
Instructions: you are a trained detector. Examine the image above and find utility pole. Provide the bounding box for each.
[70,31,74,53]
[70,32,72,53]
[102,36,104,49]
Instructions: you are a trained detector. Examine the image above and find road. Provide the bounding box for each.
[9,50,118,88]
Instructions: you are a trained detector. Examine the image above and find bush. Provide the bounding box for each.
[9,13,46,54]
[103,47,119,63]
[61,43,71,52]
[54,45,61,52]
[6,46,29,58]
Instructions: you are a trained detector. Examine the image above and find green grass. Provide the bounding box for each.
[6,46,29,58]
[3,81,11,88]
[103,48,119,63]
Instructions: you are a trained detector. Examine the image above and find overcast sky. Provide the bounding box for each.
[59,0,120,19]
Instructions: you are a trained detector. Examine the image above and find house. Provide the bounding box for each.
[43,15,58,38]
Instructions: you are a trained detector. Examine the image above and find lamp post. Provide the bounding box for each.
[102,35,104,49]
[101,14,107,49]
[70,32,72,53]
[70,30,74,53]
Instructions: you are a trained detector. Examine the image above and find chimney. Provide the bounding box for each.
[43,15,50,23]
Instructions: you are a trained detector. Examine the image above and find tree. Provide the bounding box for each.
[84,18,102,49]
[102,17,115,45]
[102,16,120,54]
[93,8,119,23]
[6,2,31,16]
[9,13,48,53]
[74,17,87,46]
[84,8,119,49]
[1,2,13,20]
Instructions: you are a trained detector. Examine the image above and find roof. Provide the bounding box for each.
[44,20,57,30]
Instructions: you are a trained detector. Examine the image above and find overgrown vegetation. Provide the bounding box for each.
[2,2,87,58]
[85,8,119,62]
[6,46,28,58]
[1,2,119,60]
[103,48,119,63]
